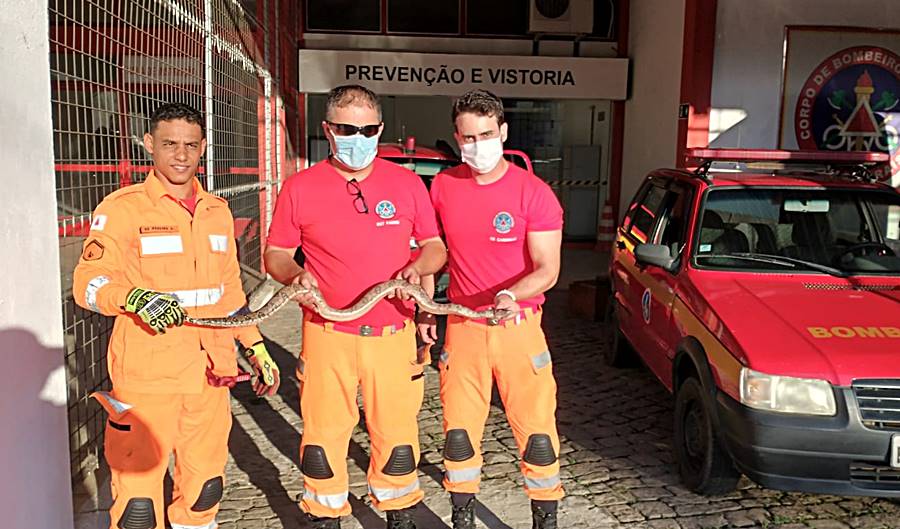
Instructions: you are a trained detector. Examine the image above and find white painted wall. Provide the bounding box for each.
[0,2,74,529]
[710,0,900,148]
[619,0,686,214]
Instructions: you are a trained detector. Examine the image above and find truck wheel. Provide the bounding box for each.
[674,377,740,495]
[603,297,636,367]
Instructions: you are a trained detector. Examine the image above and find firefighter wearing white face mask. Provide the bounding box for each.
[421,89,565,529]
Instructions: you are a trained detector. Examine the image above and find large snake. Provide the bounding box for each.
[184,279,510,327]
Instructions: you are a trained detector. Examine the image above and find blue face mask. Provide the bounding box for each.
[332,133,379,170]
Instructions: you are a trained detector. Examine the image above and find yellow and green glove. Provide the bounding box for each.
[244,341,280,396]
[125,288,185,334]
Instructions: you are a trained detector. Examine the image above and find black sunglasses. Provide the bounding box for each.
[346,178,369,214]
[327,121,381,138]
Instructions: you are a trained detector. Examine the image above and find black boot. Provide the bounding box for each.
[386,505,418,529]
[531,500,558,529]
[450,493,475,529]
[305,513,340,529]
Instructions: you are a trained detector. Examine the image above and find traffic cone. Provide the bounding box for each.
[595,201,616,252]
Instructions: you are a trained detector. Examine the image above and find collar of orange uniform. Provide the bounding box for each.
[144,169,210,207]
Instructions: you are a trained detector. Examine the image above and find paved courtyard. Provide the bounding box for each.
[75,250,900,528]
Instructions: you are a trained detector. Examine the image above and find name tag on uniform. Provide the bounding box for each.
[139,225,178,234]
[209,234,228,253]
[140,235,184,255]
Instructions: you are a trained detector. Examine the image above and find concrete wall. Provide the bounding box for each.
[710,0,900,148]
[0,2,74,528]
[619,0,686,213]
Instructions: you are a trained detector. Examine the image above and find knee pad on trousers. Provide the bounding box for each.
[191,476,223,512]
[301,445,335,479]
[382,445,416,476]
[117,497,156,529]
[443,429,475,462]
[523,434,557,466]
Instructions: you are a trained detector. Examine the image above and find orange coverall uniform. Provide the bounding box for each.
[73,171,262,529]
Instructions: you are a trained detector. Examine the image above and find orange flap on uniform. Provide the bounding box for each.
[90,391,133,420]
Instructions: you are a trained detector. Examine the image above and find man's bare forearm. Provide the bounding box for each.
[264,248,303,285]
[411,240,447,276]
[504,266,559,301]
[419,274,436,297]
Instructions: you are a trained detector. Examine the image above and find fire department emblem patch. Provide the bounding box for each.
[82,239,105,261]
[641,288,652,324]
[493,212,514,234]
[794,45,900,180]
[375,200,396,219]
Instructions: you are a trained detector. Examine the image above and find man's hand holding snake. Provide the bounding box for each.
[391,264,421,301]
[290,269,319,309]
[125,288,186,334]
[493,290,521,321]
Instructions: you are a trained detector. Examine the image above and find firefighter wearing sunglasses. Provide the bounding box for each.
[264,85,447,529]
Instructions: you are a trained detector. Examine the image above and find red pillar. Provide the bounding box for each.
[607,0,629,222]
[675,0,718,168]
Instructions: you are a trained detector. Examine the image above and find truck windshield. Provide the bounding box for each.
[693,188,900,275]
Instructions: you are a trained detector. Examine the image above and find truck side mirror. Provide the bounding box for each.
[634,243,676,271]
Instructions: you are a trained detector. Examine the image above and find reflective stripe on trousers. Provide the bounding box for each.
[303,489,349,510]
[368,479,421,502]
[524,474,562,491]
[445,466,481,483]
[171,521,218,529]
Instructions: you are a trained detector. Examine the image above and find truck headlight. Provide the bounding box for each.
[740,368,836,416]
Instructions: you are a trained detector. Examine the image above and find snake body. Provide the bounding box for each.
[184,279,509,327]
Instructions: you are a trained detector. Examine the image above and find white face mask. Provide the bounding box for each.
[460,137,503,174]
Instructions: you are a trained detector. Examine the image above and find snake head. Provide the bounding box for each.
[490,308,514,323]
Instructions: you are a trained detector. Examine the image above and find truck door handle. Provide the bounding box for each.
[616,240,625,250]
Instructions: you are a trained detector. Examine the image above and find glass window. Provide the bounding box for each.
[656,185,693,258]
[306,0,381,32]
[465,0,528,36]
[389,0,459,34]
[628,184,667,244]
[694,188,900,275]
[621,180,650,230]
[872,202,900,254]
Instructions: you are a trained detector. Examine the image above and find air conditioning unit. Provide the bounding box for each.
[529,0,594,35]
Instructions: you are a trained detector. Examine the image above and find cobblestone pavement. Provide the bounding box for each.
[212,289,900,529]
[72,251,900,529]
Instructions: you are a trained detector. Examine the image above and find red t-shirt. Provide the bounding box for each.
[431,163,563,310]
[267,158,440,326]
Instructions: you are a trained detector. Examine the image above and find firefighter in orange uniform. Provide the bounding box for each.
[73,103,280,529]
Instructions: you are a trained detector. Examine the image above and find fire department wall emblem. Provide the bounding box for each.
[794,46,900,180]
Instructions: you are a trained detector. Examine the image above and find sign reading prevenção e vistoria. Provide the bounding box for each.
[298,49,629,100]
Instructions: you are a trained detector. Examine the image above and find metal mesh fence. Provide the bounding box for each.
[49,0,297,483]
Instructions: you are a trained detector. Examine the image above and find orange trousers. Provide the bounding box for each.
[297,319,425,518]
[93,382,231,529]
[439,310,564,501]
